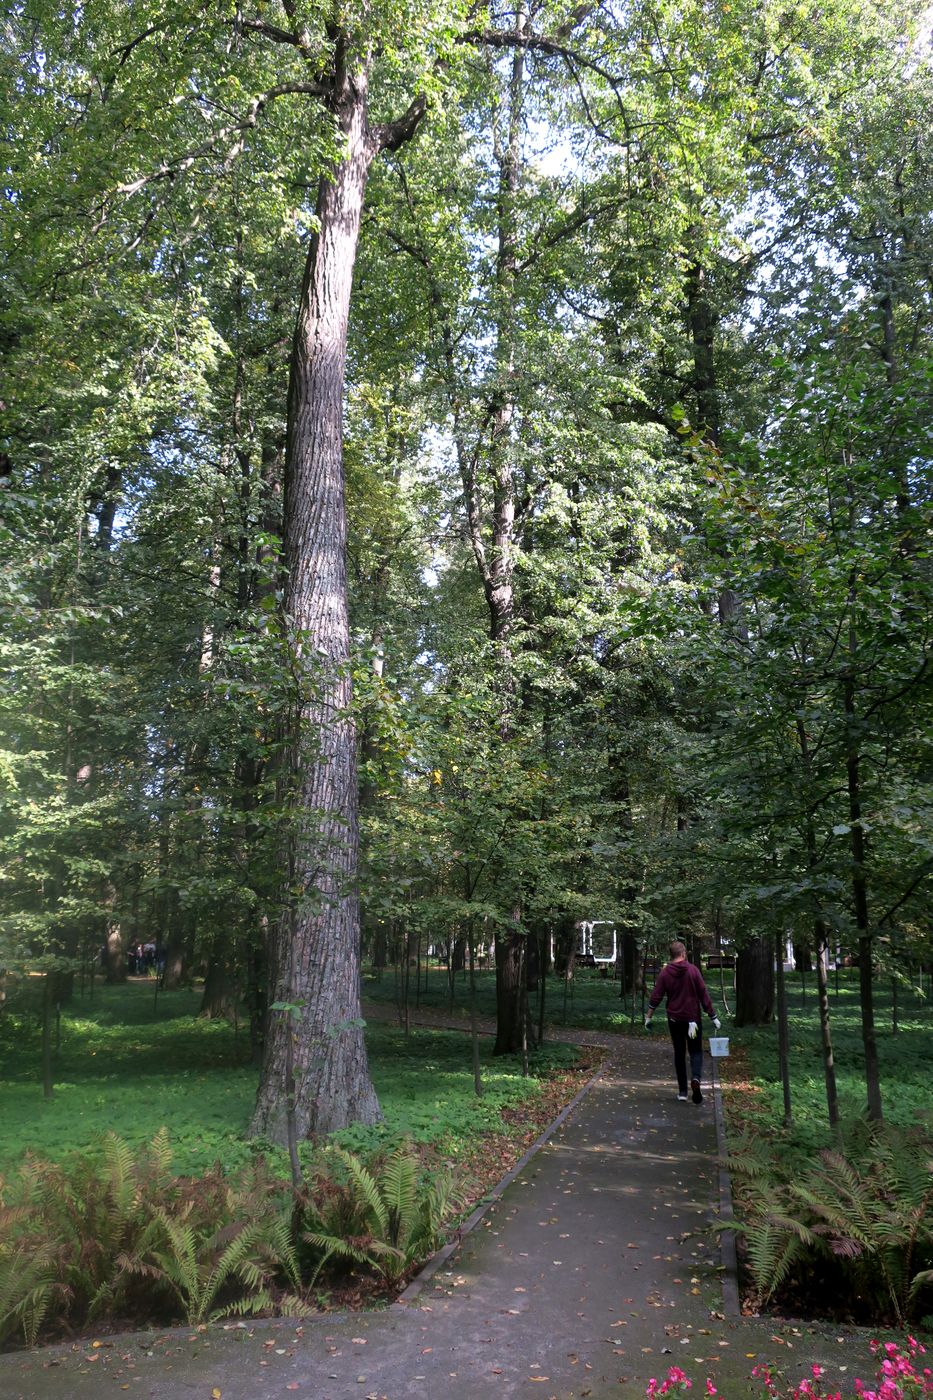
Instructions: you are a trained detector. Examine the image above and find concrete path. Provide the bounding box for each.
[0,1026,862,1400]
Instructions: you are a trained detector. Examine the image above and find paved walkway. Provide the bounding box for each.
[0,1021,862,1400]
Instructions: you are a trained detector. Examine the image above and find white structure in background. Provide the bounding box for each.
[781,936,843,972]
[578,921,618,965]
[547,921,619,965]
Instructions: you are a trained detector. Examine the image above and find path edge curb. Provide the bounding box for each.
[711,1058,741,1317]
[395,1055,612,1306]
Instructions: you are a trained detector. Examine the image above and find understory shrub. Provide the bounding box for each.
[727,1122,933,1325]
[300,1144,461,1287]
[0,1131,460,1349]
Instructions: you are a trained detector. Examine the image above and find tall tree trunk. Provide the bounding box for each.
[686,262,720,446]
[796,717,840,1129]
[200,957,238,1019]
[104,908,126,985]
[246,927,266,1066]
[494,928,525,1055]
[774,929,792,1127]
[469,921,483,1097]
[815,921,840,1130]
[42,972,54,1101]
[251,81,379,1143]
[687,257,749,637]
[734,934,774,1026]
[160,926,188,991]
[250,54,425,1142]
[844,635,883,1121]
[483,16,526,1052]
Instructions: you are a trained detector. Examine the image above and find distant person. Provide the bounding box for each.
[645,940,721,1103]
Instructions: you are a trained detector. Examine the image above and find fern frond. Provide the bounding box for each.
[303,1231,372,1286]
[208,1288,274,1324]
[265,1216,301,1290]
[334,1149,389,1238]
[150,1128,173,1184]
[743,1222,805,1303]
[761,1213,819,1246]
[196,1221,267,1323]
[381,1151,418,1249]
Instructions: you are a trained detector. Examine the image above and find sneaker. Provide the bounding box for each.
[691,1078,703,1104]
[677,1092,688,1101]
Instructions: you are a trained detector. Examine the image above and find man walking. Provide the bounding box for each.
[645,941,721,1103]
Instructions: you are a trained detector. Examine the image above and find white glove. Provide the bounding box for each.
[712,1018,721,1032]
[644,1015,653,1031]
[687,1020,698,1039]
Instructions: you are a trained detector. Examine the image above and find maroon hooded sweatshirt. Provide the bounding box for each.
[649,959,715,1022]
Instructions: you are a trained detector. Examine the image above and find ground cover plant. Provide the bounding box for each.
[0,1129,456,1348]
[363,964,640,1035]
[0,982,595,1349]
[723,973,932,1146]
[0,983,585,1177]
[718,975,933,1327]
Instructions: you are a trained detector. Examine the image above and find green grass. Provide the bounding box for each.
[363,963,639,1032]
[725,969,933,1153]
[5,966,923,1182]
[364,960,933,1151]
[0,982,581,1178]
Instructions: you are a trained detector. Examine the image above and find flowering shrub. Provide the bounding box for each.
[646,1366,708,1396]
[644,1338,933,1400]
[856,1338,933,1400]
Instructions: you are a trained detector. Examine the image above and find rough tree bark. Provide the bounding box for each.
[796,717,840,1129]
[250,40,426,1143]
[734,934,774,1026]
[844,620,883,1121]
[200,957,238,1019]
[494,924,525,1055]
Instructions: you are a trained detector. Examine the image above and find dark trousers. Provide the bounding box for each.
[667,1018,703,1093]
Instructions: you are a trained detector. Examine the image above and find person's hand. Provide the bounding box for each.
[644,1015,653,1031]
[713,1017,722,1032]
[688,1020,698,1039]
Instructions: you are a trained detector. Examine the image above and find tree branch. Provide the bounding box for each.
[879,860,933,926]
[374,94,428,153]
[460,25,636,138]
[110,83,328,202]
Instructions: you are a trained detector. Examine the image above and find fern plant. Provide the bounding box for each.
[0,1130,304,1346]
[303,1146,458,1288]
[727,1122,933,1323]
[787,1126,933,1323]
[0,1241,66,1349]
[118,1205,303,1324]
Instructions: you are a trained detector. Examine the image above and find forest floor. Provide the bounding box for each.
[0,983,588,1177]
[365,966,933,1147]
[0,1023,895,1400]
